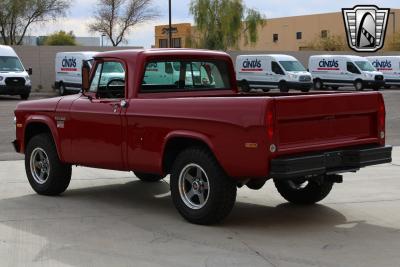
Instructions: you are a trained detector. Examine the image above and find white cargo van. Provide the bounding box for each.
[236,54,312,92]
[309,55,385,91]
[55,51,97,95]
[367,56,400,88]
[0,45,32,99]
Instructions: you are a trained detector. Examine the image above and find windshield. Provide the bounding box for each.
[0,56,24,72]
[355,61,376,71]
[279,61,306,72]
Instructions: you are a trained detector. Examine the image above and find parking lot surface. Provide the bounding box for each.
[0,90,399,266]
[0,148,399,267]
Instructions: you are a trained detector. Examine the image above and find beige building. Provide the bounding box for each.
[155,10,400,51]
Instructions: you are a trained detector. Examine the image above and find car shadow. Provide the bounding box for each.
[1,180,399,266]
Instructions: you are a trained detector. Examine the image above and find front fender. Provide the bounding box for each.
[23,115,64,162]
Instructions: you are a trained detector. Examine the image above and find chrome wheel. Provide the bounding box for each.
[30,147,50,185]
[178,163,210,210]
[288,180,309,190]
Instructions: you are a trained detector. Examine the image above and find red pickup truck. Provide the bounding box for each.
[13,49,392,225]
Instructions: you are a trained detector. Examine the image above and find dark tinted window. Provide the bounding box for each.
[296,32,302,40]
[273,34,279,42]
[141,60,231,92]
[347,62,361,74]
[272,61,285,75]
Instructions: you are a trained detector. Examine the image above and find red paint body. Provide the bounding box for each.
[14,49,387,180]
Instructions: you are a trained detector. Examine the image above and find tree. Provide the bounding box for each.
[306,34,347,51]
[44,31,76,46]
[89,0,158,47]
[0,0,70,45]
[189,0,265,50]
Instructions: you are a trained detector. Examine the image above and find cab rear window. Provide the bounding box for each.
[141,60,231,92]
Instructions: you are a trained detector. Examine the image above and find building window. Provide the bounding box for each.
[159,39,168,48]
[172,38,181,48]
[296,32,302,40]
[321,30,328,38]
[273,34,279,42]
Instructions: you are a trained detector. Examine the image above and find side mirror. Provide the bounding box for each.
[82,60,90,92]
[27,68,33,75]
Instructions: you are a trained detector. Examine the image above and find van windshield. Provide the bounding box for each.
[279,61,306,72]
[355,61,376,71]
[0,56,24,72]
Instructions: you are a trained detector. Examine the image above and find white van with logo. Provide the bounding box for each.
[55,52,97,95]
[236,54,313,92]
[309,55,385,91]
[0,45,32,99]
[367,56,400,88]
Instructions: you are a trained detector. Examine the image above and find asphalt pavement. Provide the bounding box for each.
[0,149,399,266]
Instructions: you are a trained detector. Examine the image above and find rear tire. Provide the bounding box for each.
[170,147,237,225]
[134,172,165,182]
[20,93,30,100]
[274,176,333,205]
[313,79,323,90]
[331,86,339,90]
[262,88,270,92]
[240,80,250,92]
[25,133,72,195]
[384,85,391,89]
[278,81,289,92]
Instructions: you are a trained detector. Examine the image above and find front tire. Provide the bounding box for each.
[278,81,289,92]
[20,93,30,100]
[25,133,72,195]
[170,147,237,225]
[354,80,364,91]
[240,80,250,92]
[59,83,66,96]
[134,172,164,182]
[274,176,333,205]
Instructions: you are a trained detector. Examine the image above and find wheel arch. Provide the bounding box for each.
[162,131,219,175]
[23,116,63,161]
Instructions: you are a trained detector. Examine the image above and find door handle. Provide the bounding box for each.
[111,100,128,113]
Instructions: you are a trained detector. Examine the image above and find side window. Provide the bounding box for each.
[272,61,284,75]
[141,61,230,92]
[89,63,102,92]
[97,61,125,98]
[347,62,361,74]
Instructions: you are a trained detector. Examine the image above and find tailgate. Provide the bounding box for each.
[273,92,385,155]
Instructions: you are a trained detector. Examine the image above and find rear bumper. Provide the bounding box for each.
[287,82,313,90]
[270,145,392,179]
[0,85,31,95]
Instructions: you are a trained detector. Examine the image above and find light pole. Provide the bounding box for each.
[101,34,106,47]
[169,0,172,48]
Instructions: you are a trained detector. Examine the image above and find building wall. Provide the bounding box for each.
[155,23,192,48]
[154,9,400,51]
[11,46,142,91]
[240,10,400,51]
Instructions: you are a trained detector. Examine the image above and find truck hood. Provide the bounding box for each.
[15,95,79,112]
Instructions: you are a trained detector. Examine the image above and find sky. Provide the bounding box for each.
[29,0,400,48]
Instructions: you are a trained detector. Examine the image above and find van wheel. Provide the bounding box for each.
[384,85,391,89]
[170,147,237,225]
[354,80,364,91]
[313,79,323,90]
[331,86,339,90]
[134,172,165,182]
[59,83,66,96]
[262,88,270,92]
[274,176,333,204]
[278,81,289,92]
[240,80,250,92]
[300,88,310,92]
[25,133,72,195]
[20,93,30,100]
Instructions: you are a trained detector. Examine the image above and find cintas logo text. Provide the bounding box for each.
[242,59,262,69]
[62,57,77,68]
[372,60,392,69]
[319,59,339,68]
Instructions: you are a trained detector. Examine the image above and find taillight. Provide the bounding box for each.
[378,95,386,144]
[266,104,276,152]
